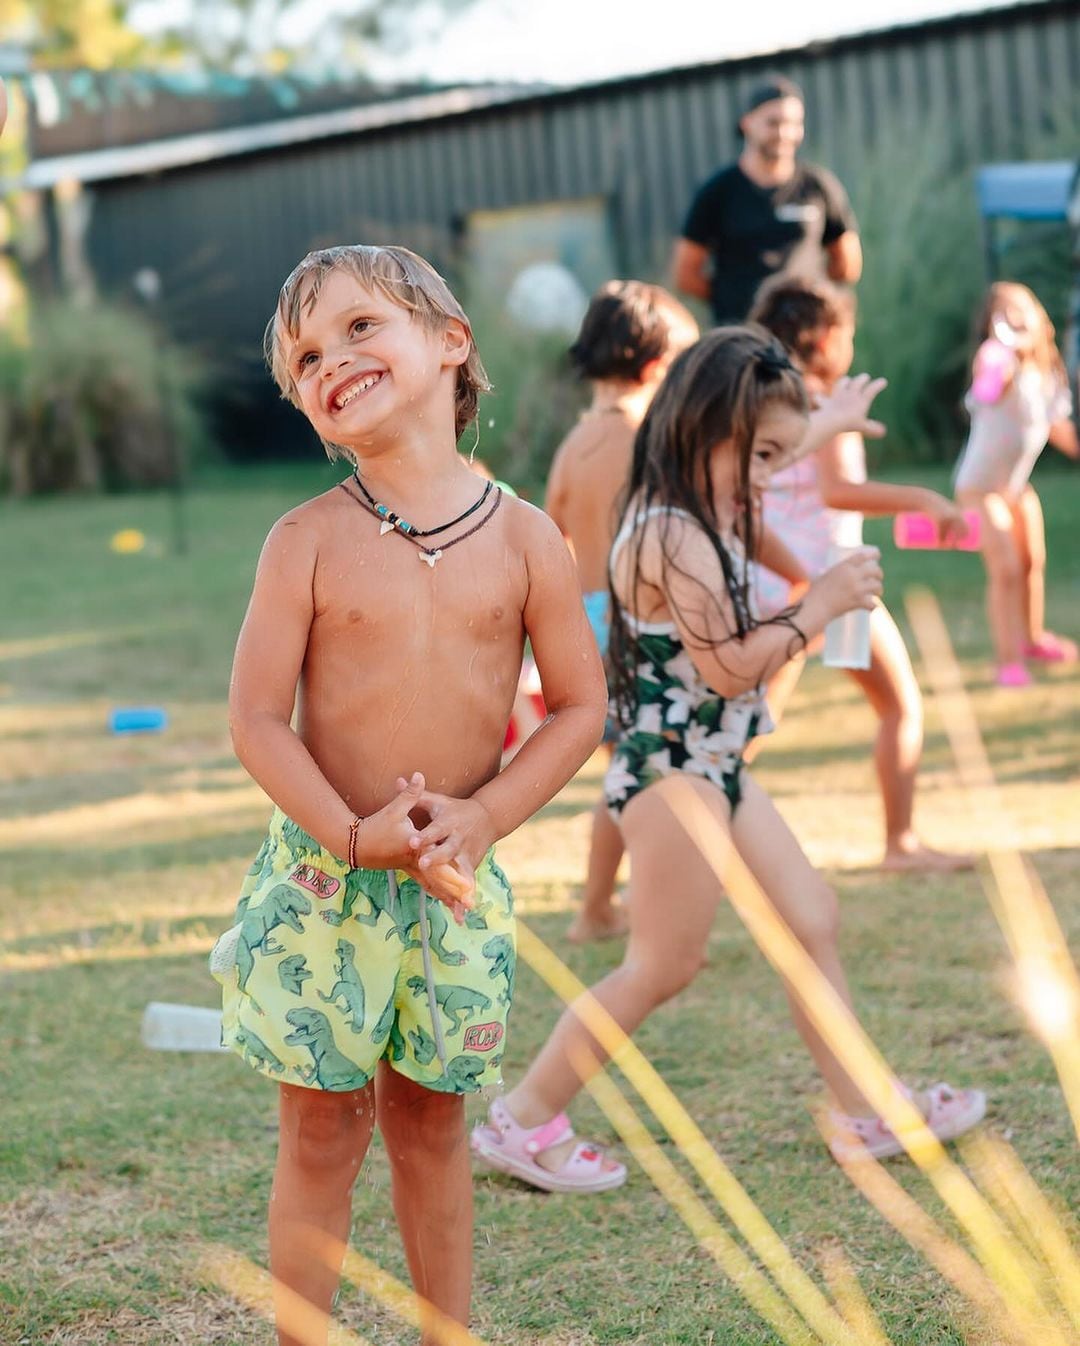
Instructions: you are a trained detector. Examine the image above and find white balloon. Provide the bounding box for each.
[505,262,589,336]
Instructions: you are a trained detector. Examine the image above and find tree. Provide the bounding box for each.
[0,1,152,68]
[0,0,476,74]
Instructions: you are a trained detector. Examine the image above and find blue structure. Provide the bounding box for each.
[975,160,1076,223]
[976,158,1080,413]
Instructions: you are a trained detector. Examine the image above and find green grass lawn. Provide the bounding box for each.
[1,464,1078,1345]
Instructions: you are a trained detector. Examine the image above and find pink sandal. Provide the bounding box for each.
[471,1098,627,1193]
[995,661,1033,688]
[1024,632,1078,664]
[827,1082,986,1163]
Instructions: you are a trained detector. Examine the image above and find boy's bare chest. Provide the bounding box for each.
[311,528,526,649]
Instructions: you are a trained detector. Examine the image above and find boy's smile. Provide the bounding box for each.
[288,270,457,448]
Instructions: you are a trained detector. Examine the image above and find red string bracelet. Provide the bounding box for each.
[347,815,364,870]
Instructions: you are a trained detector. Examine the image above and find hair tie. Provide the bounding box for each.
[756,345,794,378]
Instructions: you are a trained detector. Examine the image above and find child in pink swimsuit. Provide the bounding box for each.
[953,281,1079,686]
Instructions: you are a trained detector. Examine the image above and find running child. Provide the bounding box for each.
[211,244,607,1345]
[545,280,699,942]
[747,274,972,872]
[953,280,1079,685]
[471,326,985,1191]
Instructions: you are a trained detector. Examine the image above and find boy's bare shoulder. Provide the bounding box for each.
[502,493,574,567]
[264,485,346,544]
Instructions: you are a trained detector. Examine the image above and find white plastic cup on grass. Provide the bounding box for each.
[141,1002,228,1052]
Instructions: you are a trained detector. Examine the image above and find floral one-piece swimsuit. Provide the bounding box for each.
[603,506,773,818]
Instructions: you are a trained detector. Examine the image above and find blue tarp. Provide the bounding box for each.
[975,160,1076,221]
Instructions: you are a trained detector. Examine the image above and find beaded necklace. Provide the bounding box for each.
[351,470,492,539]
[339,477,503,566]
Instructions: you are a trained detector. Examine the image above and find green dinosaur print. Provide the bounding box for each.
[317,939,365,1033]
[482,934,515,1005]
[280,817,320,854]
[405,977,492,1033]
[284,1007,369,1091]
[397,900,466,966]
[236,884,312,994]
[371,997,395,1045]
[441,1054,486,1090]
[234,1024,286,1075]
[278,954,313,996]
[407,1025,438,1066]
[323,867,401,932]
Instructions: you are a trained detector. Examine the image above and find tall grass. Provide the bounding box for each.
[0,297,213,496]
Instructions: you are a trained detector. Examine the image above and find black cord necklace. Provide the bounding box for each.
[350,470,492,539]
[339,478,503,566]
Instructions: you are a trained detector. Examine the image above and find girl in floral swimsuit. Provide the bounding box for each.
[471,327,986,1190]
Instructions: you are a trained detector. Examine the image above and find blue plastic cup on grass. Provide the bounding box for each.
[109,707,168,734]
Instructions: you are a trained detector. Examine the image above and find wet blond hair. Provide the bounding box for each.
[264,244,491,456]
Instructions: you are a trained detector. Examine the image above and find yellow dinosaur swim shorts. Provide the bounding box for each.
[210,809,515,1094]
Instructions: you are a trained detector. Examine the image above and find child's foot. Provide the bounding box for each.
[471,1098,627,1193]
[1024,632,1078,664]
[566,902,629,944]
[826,1082,986,1163]
[995,661,1033,688]
[879,839,974,874]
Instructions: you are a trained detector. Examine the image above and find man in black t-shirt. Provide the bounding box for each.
[672,76,861,323]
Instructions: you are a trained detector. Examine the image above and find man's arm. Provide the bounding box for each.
[671,237,712,302]
[825,229,862,284]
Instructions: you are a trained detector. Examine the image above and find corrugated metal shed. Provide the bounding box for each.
[35,0,1080,456]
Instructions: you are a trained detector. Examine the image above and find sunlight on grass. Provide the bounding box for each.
[2,474,1078,1344]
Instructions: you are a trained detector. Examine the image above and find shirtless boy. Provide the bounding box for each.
[545,281,697,941]
[211,244,606,1346]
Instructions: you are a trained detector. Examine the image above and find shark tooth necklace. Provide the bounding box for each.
[339,475,503,565]
[350,470,492,540]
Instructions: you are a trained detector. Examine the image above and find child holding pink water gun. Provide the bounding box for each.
[953,281,1079,686]
[748,274,972,873]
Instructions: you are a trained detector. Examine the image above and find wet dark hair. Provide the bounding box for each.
[608,325,809,727]
[748,273,856,368]
[568,280,697,382]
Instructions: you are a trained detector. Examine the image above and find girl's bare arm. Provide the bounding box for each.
[756,524,809,586]
[815,433,967,544]
[656,519,880,698]
[1048,417,1080,458]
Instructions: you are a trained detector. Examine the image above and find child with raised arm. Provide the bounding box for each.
[747,274,972,872]
[545,281,698,942]
[546,282,887,940]
[470,327,985,1192]
[954,281,1079,685]
[210,244,607,1346]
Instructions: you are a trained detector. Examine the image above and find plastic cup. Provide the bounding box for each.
[822,544,872,670]
[140,1002,228,1052]
[893,510,981,551]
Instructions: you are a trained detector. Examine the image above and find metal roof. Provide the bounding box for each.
[19,0,1063,191]
[20,81,545,188]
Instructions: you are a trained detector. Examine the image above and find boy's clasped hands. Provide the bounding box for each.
[351,770,491,920]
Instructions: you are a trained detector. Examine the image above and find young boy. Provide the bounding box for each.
[544,281,698,942]
[211,244,607,1346]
